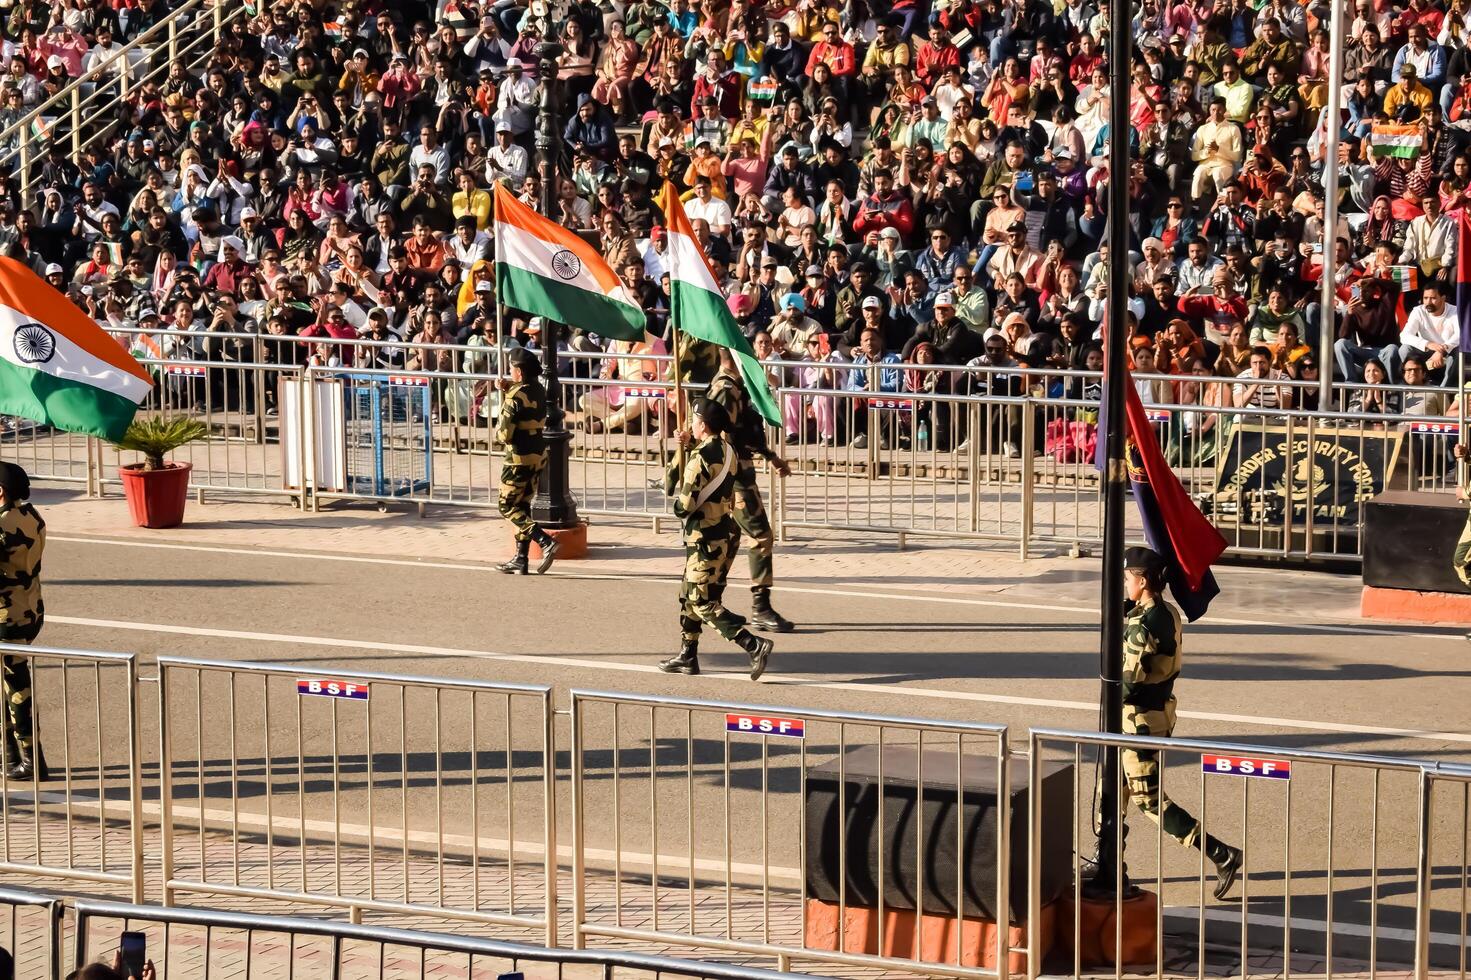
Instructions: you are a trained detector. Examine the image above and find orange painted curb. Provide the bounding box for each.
[802,897,1055,973]
[525,521,589,561]
[1059,890,1159,967]
[1360,585,1471,624]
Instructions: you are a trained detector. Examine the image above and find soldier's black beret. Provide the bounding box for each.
[690,397,726,435]
[509,347,541,377]
[1124,546,1167,577]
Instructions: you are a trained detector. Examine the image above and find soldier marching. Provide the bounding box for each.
[706,348,794,633]
[0,462,47,781]
[1096,546,1241,899]
[658,397,774,678]
[496,347,560,576]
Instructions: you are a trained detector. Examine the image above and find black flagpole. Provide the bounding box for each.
[1092,0,1132,895]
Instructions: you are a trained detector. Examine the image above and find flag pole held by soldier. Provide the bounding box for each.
[0,462,48,782]
[496,347,560,575]
[658,397,774,679]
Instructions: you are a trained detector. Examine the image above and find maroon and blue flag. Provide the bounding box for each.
[1457,212,1471,351]
[1096,367,1227,621]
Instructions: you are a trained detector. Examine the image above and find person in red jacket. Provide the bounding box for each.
[851,169,916,239]
[806,22,856,104]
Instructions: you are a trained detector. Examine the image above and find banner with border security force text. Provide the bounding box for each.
[654,181,780,424]
[0,255,151,441]
[492,184,647,341]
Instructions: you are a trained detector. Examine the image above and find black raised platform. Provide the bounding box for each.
[803,743,1073,923]
[1362,490,1470,594]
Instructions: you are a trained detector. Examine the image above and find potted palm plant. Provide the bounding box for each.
[113,416,209,528]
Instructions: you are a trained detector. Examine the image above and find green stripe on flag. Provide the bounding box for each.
[496,264,646,341]
[0,355,142,442]
[669,280,780,425]
[1371,144,1421,158]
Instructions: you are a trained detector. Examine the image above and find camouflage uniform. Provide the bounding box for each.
[706,370,776,590]
[0,500,45,756]
[670,435,747,643]
[497,378,548,544]
[1114,595,1204,848]
[673,337,721,389]
[1454,505,1471,587]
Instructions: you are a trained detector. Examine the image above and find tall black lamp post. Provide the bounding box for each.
[530,41,579,530]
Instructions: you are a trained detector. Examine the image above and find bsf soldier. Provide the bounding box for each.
[706,348,794,632]
[496,348,560,575]
[0,462,47,781]
[658,397,775,678]
[1097,547,1241,899]
[1453,444,1471,628]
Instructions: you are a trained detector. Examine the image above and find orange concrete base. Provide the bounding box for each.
[802,898,1054,973]
[523,521,589,561]
[1058,890,1159,967]
[1361,585,1471,624]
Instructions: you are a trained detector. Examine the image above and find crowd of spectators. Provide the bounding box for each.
[4,0,1469,449]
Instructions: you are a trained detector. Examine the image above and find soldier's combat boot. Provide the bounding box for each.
[6,741,48,782]
[736,630,774,680]
[497,539,530,575]
[658,638,701,675]
[1206,838,1243,900]
[2,728,18,771]
[750,587,794,633]
[532,529,559,574]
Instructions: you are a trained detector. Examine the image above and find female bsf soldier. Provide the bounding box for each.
[0,462,47,781]
[657,397,775,679]
[1104,546,1242,899]
[496,348,560,575]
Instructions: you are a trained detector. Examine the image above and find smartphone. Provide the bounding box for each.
[120,931,146,979]
[1350,282,1362,301]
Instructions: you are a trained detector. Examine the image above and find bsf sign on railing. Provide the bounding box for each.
[156,657,558,944]
[569,689,1016,978]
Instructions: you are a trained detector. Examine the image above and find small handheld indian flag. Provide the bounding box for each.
[1370,123,1423,159]
[655,182,780,424]
[492,184,646,340]
[0,256,152,441]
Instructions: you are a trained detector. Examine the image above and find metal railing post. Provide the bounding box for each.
[542,689,559,948]
[69,89,80,156]
[1019,401,1034,560]
[570,693,587,950]
[1414,768,1433,980]
[1026,733,1043,980]
[17,135,28,206]
[126,656,145,903]
[168,18,178,62]
[158,662,175,906]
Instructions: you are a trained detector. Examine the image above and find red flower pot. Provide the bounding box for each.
[118,462,193,529]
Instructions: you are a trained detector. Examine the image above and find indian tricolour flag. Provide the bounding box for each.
[654,182,780,424]
[1371,123,1423,158]
[0,256,151,441]
[492,184,646,340]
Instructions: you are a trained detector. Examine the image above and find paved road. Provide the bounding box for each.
[18,531,1471,967]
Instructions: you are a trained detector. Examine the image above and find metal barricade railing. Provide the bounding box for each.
[569,689,1014,978]
[69,895,816,980]
[1422,763,1471,979]
[156,657,559,944]
[1026,727,1442,980]
[0,885,62,980]
[7,335,1465,563]
[0,644,143,903]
